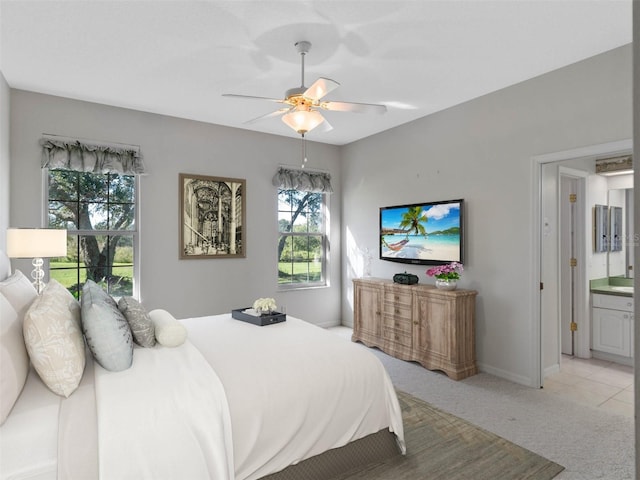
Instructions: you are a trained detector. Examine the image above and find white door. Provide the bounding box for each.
[560,176,577,355]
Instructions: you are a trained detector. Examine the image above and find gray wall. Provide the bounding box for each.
[9,91,342,326]
[0,72,9,252]
[341,44,632,385]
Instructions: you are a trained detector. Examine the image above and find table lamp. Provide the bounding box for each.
[6,228,67,294]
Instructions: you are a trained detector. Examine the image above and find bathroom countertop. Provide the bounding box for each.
[590,277,633,297]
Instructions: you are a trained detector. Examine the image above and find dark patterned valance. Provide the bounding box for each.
[40,138,145,175]
[272,167,333,193]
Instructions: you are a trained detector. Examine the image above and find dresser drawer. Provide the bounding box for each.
[592,293,634,312]
[384,288,412,306]
[383,301,412,320]
[383,326,412,347]
[382,314,412,335]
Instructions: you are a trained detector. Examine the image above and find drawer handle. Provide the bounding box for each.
[413,320,418,325]
[395,296,399,301]
[395,308,400,314]
[628,303,633,307]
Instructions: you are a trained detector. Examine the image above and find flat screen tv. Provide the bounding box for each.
[380,199,464,266]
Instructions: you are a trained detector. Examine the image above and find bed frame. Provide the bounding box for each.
[262,429,401,480]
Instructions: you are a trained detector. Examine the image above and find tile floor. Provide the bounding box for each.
[328,326,634,418]
[543,355,634,417]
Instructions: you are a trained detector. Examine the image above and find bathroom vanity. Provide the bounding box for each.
[591,281,634,366]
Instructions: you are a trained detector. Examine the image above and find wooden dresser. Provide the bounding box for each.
[352,277,478,380]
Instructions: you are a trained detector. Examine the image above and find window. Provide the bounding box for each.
[47,169,138,298]
[277,189,326,287]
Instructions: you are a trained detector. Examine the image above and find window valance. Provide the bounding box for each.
[272,167,333,193]
[40,138,145,175]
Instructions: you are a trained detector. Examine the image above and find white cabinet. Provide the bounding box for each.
[592,294,634,358]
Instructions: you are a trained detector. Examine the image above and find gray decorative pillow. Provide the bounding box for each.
[118,296,155,348]
[81,280,133,372]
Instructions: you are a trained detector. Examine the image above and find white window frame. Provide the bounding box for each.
[43,168,140,299]
[277,188,328,290]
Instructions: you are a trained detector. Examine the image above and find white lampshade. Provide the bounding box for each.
[282,109,324,134]
[6,228,67,258]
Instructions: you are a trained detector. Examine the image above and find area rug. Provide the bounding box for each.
[333,390,565,480]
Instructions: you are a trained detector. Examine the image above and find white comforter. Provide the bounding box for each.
[182,315,405,480]
[3,315,405,480]
[94,340,235,480]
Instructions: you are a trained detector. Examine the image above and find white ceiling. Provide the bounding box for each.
[0,0,633,146]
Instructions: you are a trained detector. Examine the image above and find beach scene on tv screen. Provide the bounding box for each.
[381,202,461,261]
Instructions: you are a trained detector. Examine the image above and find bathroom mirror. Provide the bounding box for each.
[594,204,608,253]
[610,206,622,252]
[607,188,634,278]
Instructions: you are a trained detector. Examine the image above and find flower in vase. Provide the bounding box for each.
[426,262,463,281]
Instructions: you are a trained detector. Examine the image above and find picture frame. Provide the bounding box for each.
[179,173,246,259]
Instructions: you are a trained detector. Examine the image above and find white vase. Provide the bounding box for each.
[435,279,458,291]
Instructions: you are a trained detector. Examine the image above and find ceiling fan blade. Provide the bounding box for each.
[304,77,340,101]
[320,100,387,114]
[244,107,292,125]
[317,116,333,132]
[222,93,284,103]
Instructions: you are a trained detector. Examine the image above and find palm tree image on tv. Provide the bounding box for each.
[381,201,461,262]
[399,206,428,238]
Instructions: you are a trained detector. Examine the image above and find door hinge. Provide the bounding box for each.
[570,258,577,267]
[569,193,577,203]
[570,322,578,332]
[540,282,544,290]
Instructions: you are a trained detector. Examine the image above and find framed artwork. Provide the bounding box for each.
[179,173,246,259]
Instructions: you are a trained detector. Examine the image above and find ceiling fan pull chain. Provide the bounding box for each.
[301,133,308,169]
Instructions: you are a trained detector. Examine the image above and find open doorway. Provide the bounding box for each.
[533,139,633,386]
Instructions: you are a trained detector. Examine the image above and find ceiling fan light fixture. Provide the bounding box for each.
[282,109,324,134]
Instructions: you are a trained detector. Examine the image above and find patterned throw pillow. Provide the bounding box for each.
[118,296,156,347]
[81,280,133,372]
[23,279,85,397]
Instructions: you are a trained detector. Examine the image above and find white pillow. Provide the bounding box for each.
[0,295,29,424]
[0,250,11,282]
[148,309,187,347]
[23,279,86,397]
[0,270,38,319]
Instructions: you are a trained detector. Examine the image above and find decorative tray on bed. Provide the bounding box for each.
[231,308,287,326]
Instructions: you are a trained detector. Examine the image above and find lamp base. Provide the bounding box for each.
[31,257,46,295]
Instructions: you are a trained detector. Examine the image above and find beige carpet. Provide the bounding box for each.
[332,390,565,480]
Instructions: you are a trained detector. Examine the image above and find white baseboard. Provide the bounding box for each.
[591,350,633,367]
[477,362,536,388]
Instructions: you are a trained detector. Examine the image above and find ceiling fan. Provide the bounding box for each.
[223,41,387,136]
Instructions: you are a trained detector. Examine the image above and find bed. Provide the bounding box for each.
[0,255,405,480]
